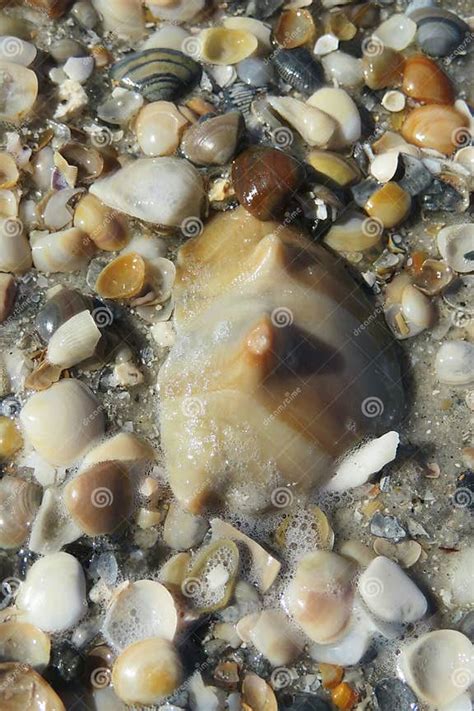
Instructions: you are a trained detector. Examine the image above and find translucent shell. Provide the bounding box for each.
[198,28,258,65]
[95,253,147,300]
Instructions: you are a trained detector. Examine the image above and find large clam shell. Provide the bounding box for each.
[111,48,202,102]
[158,207,404,512]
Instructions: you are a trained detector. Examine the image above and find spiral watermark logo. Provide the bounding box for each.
[181,216,204,238]
[1,397,20,417]
[90,667,111,689]
[361,396,384,418]
[271,487,294,509]
[182,396,205,418]
[271,127,294,149]
[181,36,202,60]
[181,577,203,599]
[452,486,473,509]
[451,126,472,148]
[0,577,21,610]
[360,576,384,598]
[362,36,384,57]
[90,126,113,149]
[451,667,473,689]
[0,36,24,60]
[2,217,23,238]
[362,217,384,239]
[91,487,114,508]
[270,667,292,690]
[92,305,114,328]
[271,307,293,328]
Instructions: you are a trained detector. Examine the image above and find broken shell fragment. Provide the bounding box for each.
[0,622,50,671]
[321,51,364,88]
[324,210,383,252]
[286,551,356,644]
[401,105,469,155]
[0,475,41,548]
[435,341,474,385]
[307,151,361,186]
[362,47,404,90]
[64,461,134,536]
[184,539,239,612]
[0,416,22,461]
[239,609,304,666]
[135,101,190,157]
[437,224,474,274]
[181,112,244,166]
[20,379,105,466]
[399,630,474,706]
[31,227,96,273]
[268,96,338,147]
[103,580,179,650]
[95,253,147,300]
[46,310,101,369]
[359,556,427,623]
[373,13,417,51]
[0,662,65,711]
[16,552,87,633]
[0,272,16,322]
[73,193,130,252]
[199,28,258,65]
[112,637,182,706]
[231,146,305,220]
[307,87,361,148]
[163,502,208,551]
[82,432,155,468]
[0,61,38,123]
[111,48,202,102]
[211,518,281,593]
[90,157,204,227]
[146,0,205,23]
[242,673,278,711]
[29,486,81,555]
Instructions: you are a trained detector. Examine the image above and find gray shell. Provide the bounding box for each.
[272,48,324,94]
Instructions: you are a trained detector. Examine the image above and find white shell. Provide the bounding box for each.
[382,90,406,113]
[373,14,417,51]
[210,518,281,593]
[321,51,364,88]
[358,556,427,624]
[437,224,474,273]
[31,227,95,273]
[286,550,356,644]
[142,24,190,52]
[237,609,303,666]
[20,378,105,466]
[16,552,87,633]
[370,152,400,182]
[0,216,32,274]
[0,621,50,671]
[92,0,145,40]
[0,61,38,123]
[146,0,205,23]
[309,600,373,666]
[435,340,474,385]
[399,630,474,706]
[47,310,101,368]
[103,579,178,650]
[401,284,434,329]
[314,34,339,55]
[31,146,55,191]
[43,188,84,231]
[325,431,399,493]
[135,101,190,157]
[81,432,156,468]
[163,502,207,551]
[63,56,95,84]
[90,158,204,227]
[268,96,338,148]
[29,487,82,555]
[223,17,272,53]
[308,88,361,148]
[0,36,36,66]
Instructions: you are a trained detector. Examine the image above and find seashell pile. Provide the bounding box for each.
[0,0,472,708]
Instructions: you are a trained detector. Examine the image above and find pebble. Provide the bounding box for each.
[373,14,417,50]
[370,511,406,539]
[314,34,339,55]
[324,431,399,492]
[382,90,406,112]
[71,1,99,29]
[135,101,190,157]
[374,678,419,711]
[437,224,474,274]
[435,340,474,385]
[402,104,469,155]
[358,556,427,623]
[321,51,364,88]
[274,8,317,48]
[17,552,87,633]
[97,87,143,125]
[365,182,411,228]
[0,663,65,710]
[402,54,454,104]
[307,87,361,148]
[307,150,362,186]
[63,56,95,83]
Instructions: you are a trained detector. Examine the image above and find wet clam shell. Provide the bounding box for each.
[0,475,41,549]
[74,194,130,252]
[92,0,145,40]
[82,432,155,468]
[435,340,474,385]
[96,253,147,301]
[181,112,244,166]
[437,224,474,274]
[307,151,362,186]
[0,662,65,711]
[409,7,470,58]
[274,8,317,48]
[272,47,324,94]
[16,552,87,633]
[135,100,191,157]
[20,378,105,467]
[112,637,183,706]
[0,272,16,323]
[198,28,258,65]
[31,227,96,274]
[111,48,202,102]
[35,287,94,343]
[0,622,50,671]
[321,51,364,88]
[362,47,404,90]
[0,152,19,189]
[146,0,205,23]
[373,13,417,51]
[359,556,427,623]
[0,61,38,123]
[307,87,361,148]
[185,538,240,613]
[47,310,101,369]
[401,104,469,155]
[402,54,454,104]
[364,182,412,229]
[238,609,304,666]
[268,96,338,148]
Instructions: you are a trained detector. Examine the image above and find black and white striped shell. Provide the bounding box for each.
[111,48,202,102]
[272,48,324,95]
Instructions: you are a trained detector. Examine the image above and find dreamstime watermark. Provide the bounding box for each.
[361,396,384,418]
[181,396,205,418]
[264,387,302,427]
[181,216,204,238]
[271,307,294,328]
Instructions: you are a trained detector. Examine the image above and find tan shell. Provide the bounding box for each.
[0,62,38,123]
[81,432,156,468]
[0,622,51,671]
[0,153,19,189]
[95,253,147,300]
[112,637,182,706]
[199,28,258,65]
[31,228,96,273]
[74,193,130,252]
[135,101,191,157]
[0,476,41,549]
[274,9,317,48]
[0,662,65,710]
[242,672,278,711]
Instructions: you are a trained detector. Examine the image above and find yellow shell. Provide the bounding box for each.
[95,252,147,299]
[199,28,258,65]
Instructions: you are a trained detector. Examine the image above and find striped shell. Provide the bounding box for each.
[111,48,202,102]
